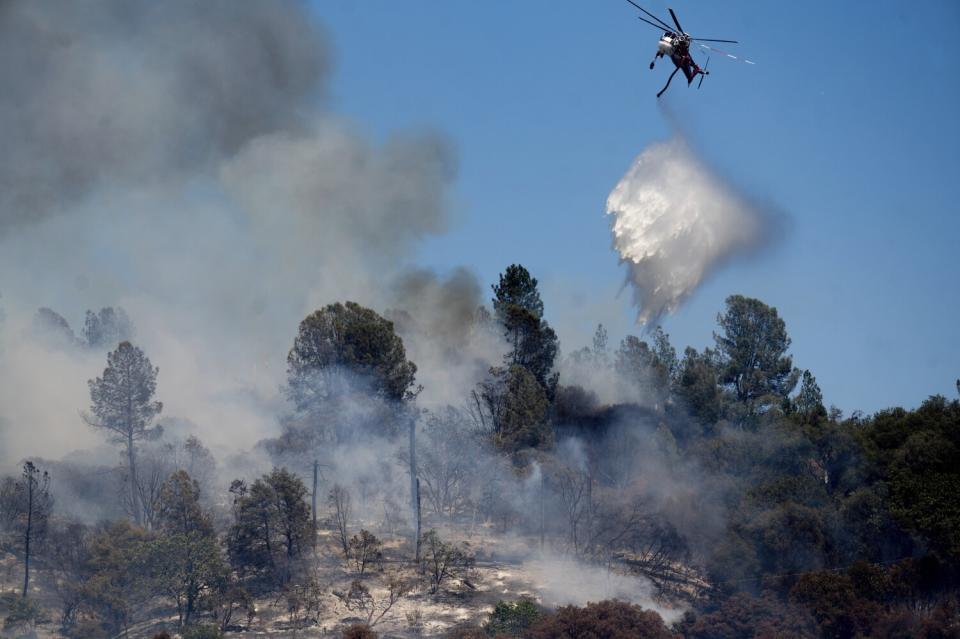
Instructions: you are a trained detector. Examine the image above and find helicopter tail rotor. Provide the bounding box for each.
[698,56,710,89]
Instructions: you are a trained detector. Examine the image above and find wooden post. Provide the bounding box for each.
[22,468,34,598]
[409,415,419,559]
[539,469,545,554]
[312,459,319,549]
[415,478,422,568]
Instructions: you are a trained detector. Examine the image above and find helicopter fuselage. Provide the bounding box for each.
[628,3,742,97]
[656,35,676,56]
[657,33,691,58]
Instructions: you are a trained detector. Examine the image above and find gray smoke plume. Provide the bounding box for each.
[606,137,777,326]
[0,0,328,231]
[0,1,457,465]
[385,268,507,409]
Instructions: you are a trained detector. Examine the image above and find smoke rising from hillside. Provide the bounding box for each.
[606,137,777,326]
[524,554,683,622]
[0,0,462,466]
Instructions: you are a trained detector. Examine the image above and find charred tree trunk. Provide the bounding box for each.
[21,473,33,598]
[127,431,141,526]
[312,459,319,550]
[539,470,545,554]
[415,478,422,568]
[408,416,419,561]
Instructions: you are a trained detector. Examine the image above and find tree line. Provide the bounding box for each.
[0,263,956,638]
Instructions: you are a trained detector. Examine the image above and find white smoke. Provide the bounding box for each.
[523,553,683,623]
[606,137,775,326]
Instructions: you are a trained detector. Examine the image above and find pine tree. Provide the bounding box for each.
[86,341,163,525]
[491,264,559,393]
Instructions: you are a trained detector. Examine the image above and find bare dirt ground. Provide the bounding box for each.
[0,520,690,639]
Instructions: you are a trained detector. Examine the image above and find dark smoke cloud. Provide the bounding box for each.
[0,1,458,464]
[0,0,328,231]
[386,268,506,408]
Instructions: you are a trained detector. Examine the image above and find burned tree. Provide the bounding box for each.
[417,407,477,516]
[419,529,475,594]
[8,462,52,598]
[336,575,411,627]
[86,341,163,525]
[329,483,352,560]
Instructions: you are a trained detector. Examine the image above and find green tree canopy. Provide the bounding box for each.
[714,295,798,412]
[491,264,558,392]
[616,335,671,403]
[492,264,544,320]
[478,365,552,453]
[227,468,312,585]
[287,302,418,409]
[86,341,163,525]
[158,470,213,537]
[148,531,227,628]
[675,346,722,425]
[793,370,827,421]
[859,395,960,560]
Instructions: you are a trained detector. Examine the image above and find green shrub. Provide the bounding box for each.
[181,624,224,639]
[1,592,49,630]
[485,599,542,636]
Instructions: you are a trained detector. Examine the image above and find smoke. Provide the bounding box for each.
[386,268,507,409]
[0,0,458,466]
[0,0,328,231]
[606,136,778,326]
[523,553,683,622]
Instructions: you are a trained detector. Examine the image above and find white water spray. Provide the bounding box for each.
[606,137,773,326]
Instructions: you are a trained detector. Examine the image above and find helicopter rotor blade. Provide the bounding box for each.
[668,8,685,34]
[624,0,675,32]
[696,43,755,65]
[698,57,709,89]
[636,15,671,32]
[693,38,739,44]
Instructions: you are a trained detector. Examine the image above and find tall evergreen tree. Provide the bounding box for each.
[714,295,798,414]
[86,341,163,525]
[491,264,559,393]
[14,462,52,598]
[492,264,544,320]
[794,370,827,421]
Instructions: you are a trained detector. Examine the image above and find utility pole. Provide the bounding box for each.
[312,459,319,549]
[22,466,33,598]
[409,414,419,560]
[415,478,422,568]
[539,469,545,554]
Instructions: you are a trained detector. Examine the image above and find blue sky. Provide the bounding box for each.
[312,0,960,415]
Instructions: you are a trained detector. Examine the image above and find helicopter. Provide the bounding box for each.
[624,1,753,98]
